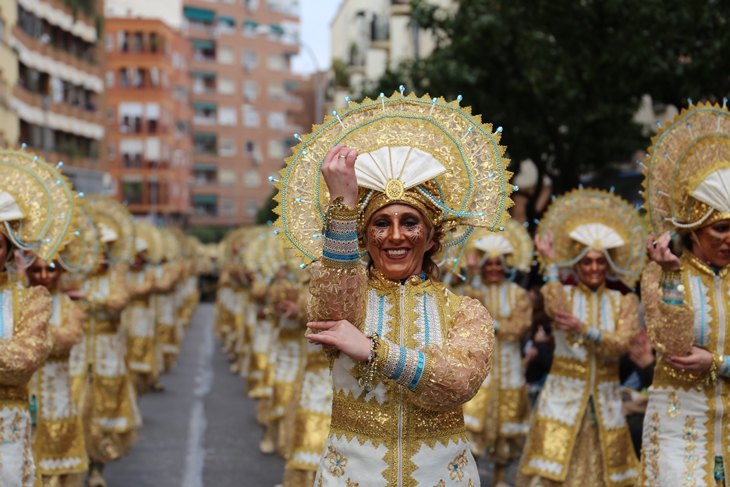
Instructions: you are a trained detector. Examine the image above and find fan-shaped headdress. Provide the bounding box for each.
[538,188,646,287]
[643,102,730,234]
[468,219,534,275]
[58,202,100,274]
[0,148,77,261]
[273,91,515,264]
[85,195,135,265]
[135,221,164,264]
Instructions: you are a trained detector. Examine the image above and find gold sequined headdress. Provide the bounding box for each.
[467,219,534,274]
[85,195,136,265]
[643,102,730,234]
[135,221,164,264]
[273,92,515,264]
[58,202,100,274]
[538,188,646,287]
[0,148,78,261]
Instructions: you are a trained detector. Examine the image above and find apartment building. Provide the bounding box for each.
[104,17,193,223]
[10,0,107,192]
[184,0,302,227]
[0,0,18,146]
[330,0,453,108]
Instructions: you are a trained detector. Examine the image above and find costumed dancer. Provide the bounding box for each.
[78,195,138,487]
[123,221,161,394]
[517,188,645,487]
[639,101,730,486]
[154,230,182,373]
[462,220,533,486]
[274,92,510,486]
[0,148,75,486]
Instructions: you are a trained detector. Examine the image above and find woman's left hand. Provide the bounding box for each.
[554,312,585,334]
[667,346,713,373]
[307,320,371,362]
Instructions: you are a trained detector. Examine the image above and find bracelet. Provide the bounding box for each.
[358,334,380,392]
[660,269,685,305]
[697,352,720,391]
[545,263,559,282]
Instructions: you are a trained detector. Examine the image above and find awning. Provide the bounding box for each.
[193,101,217,110]
[191,39,215,50]
[193,133,216,141]
[283,81,300,90]
[284,139,298,147]
[218,16,235,26]
[194,163,217,172]
[193,195,217,204]
[243,19,259,27]
[191,70,215,79]
[269,24,284,35]
[184,6,214,22]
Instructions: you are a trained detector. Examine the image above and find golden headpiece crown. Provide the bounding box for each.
[467,219,534,274]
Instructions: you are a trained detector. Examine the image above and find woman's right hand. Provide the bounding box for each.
[322,144,359,208]
[646,232,681,271]
[534,233,556,260]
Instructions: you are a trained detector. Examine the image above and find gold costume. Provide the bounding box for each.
[123,267,156,393]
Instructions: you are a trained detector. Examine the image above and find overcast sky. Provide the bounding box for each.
[291,0,341,75]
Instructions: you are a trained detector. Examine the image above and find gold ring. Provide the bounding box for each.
[338,155,346,158]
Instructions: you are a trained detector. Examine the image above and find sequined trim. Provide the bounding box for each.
[322,217,359,267]
[380,340,425,390]
[682,416,699,487]
[645,412,661,487]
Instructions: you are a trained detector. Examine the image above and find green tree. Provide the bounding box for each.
[389,0,730,196]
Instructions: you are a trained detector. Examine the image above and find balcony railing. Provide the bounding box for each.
[193,115,217,126]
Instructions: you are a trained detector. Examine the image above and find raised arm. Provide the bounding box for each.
[592,292,640,358]
[50,295,85,355]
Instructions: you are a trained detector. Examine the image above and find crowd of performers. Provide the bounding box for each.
[0,147,207,487]
[214,97,730,487]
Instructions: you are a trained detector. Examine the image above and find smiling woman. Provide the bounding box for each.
[274,92,514,486]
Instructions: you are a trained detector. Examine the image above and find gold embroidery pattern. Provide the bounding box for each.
[668,390,682,418]
[682,416,699,487]
[646,412,661,487]
[468,480,475,487]
[448,449,469,481]
[346,479,359,487]
[434,481,445,487]
[324,445,349,477]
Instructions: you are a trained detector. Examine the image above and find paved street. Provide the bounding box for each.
[104,303,516,487]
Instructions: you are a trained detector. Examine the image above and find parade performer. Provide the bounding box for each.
[274,92,512,486]
[26,255,87,487]
[462,220,533,486]
[0,148,75,487]
[155,230,182,372]
[79,195,138,487]
[517,188,645,487]
[639,101,730,485]
[124,221,161,394]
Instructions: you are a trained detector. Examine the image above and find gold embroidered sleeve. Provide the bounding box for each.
[307,261,367,326]
[87,266,129,313]
[155,263,180,293]
[0,286,53,386]
[296,287,311,324]
[499,286,532,342]
[51,296,84,355]
[251,279,269,303]
[382,296,494,412]
[642,261,694,357]
[541,280,569,318]
[594,292,640,358]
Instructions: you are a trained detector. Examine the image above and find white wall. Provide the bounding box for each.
[105,0,183,31]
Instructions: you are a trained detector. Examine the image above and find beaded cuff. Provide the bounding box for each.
[719,355,730,377]
[545,263,559,282]
[377,338,426,391]
[584,326,603,344]
[322,199,360,268]
[660,269,684,305]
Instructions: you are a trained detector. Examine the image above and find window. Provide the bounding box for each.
[268,112,285,129]
[267,54,284,71]
[120,139,144,167]
[218,77,235,95]
[246,199,258,216]
[243,80,258,101]
[107,107,114,123]
[244,0,259,12]
[122,182,143,204]
[106,33,114,51]
[242,20,258,37]
[150,32,159,52]
[218,107,237,126]
[243,105,260,127]
[268,140,284,159]
[119,69,129,87]
[245,141,262,163]
[219,169,236,185]
[268,24,284,42]
[194,164,216,185]
[244,169,261,187]
[219,138,236,156]
[150,68,160,87]
[108,141,116,160]
[218,47,234,64]
[242,50,257,71]
[118,31,129,51]
[217,16,236,34]
[220,198,236,216]
[194,133,217,154]
[268,83,284,100]
[106,70,114,87]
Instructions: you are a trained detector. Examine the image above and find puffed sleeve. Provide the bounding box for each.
[86,266,129,314]
[51,295,84,355]
[0,286,53,386]
[541,280,570,318]
[374,296,494,411]
[592,292,640,358]
[641,261,694,357]
[127,269,155,298]
[499,285,532,342]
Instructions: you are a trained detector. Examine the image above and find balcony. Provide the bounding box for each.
[193,115,217,126]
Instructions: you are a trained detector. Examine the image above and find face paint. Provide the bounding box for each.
[693,219,730,268]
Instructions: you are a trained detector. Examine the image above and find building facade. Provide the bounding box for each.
[329,0,453,108]
[183,0,302,227]
[0,0,19,147]
[104,17,193,222]
[10,0,108,192]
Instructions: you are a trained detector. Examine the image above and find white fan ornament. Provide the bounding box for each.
[0,190,24,223]
[569,223,625,251]
[355,146,447,201]
[474,234,514,257]
[99,222,119,243]
[691,167,730,215]
[135,237,149,253]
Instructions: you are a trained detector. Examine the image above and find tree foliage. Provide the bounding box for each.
[373,0,730,195]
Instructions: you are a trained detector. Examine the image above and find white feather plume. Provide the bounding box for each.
[569,223,625,250]
[0,191,24,223]
[354,146,447,192]
[474,234,514,256]
[691,167,730,214]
